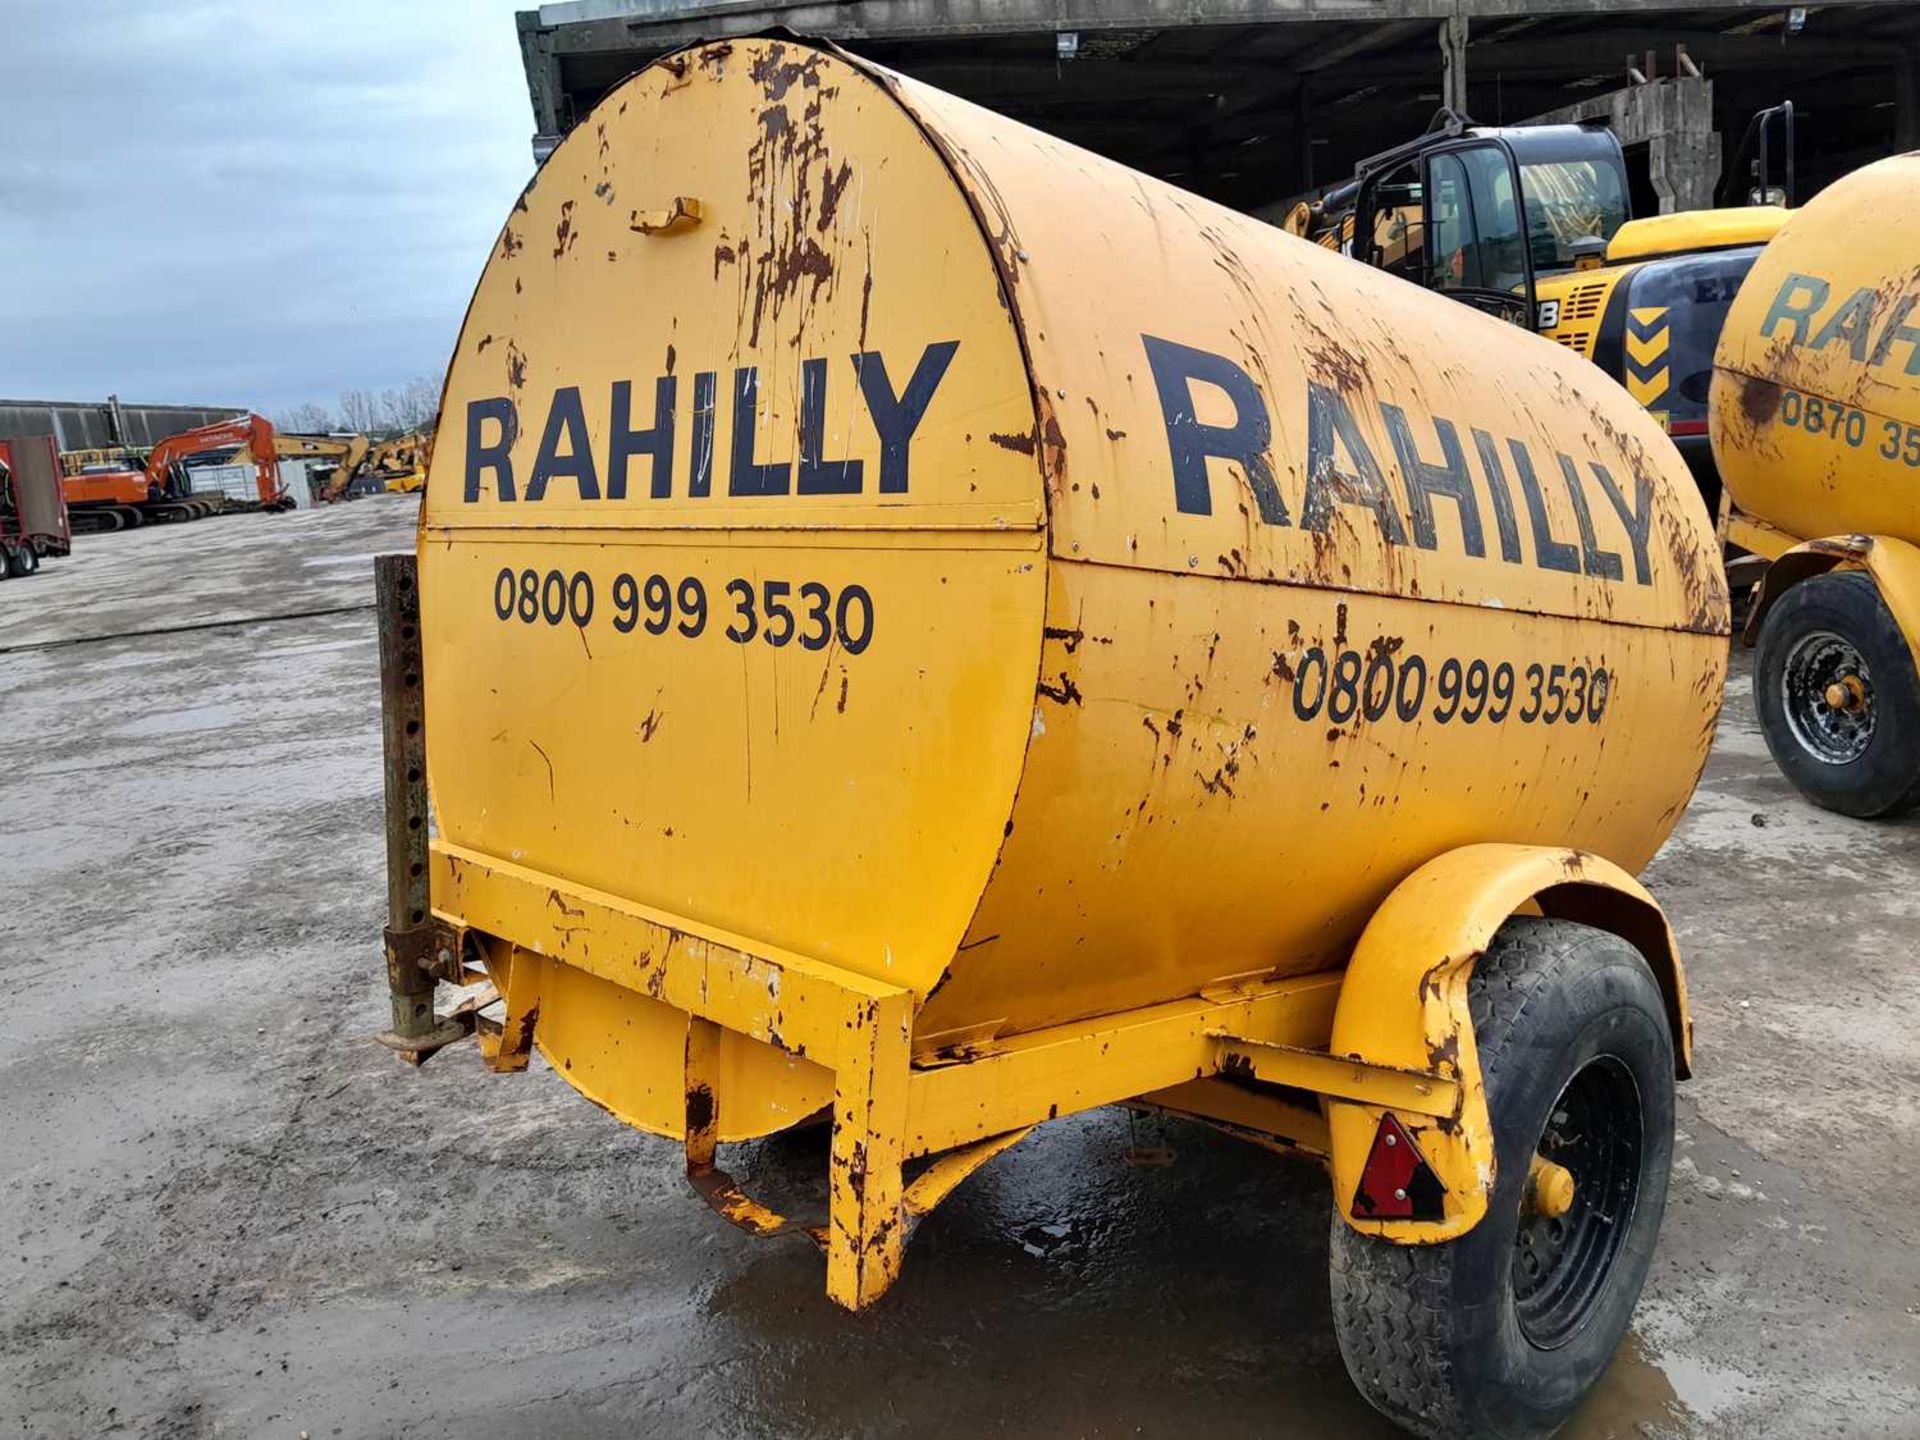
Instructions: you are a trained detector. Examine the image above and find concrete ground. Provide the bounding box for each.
[1,498,1915,1439]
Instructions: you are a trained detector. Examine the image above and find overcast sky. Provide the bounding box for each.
[0,1,533,415]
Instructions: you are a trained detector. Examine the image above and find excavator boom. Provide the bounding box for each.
[275,432,371,502]
[146,413,288,509]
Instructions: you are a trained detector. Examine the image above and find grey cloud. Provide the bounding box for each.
[0,0,531,411]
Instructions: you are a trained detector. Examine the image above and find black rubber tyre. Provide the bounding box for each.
[1753,571,1920,818]
[1329,917,1675,1440]
[14,546,38,577]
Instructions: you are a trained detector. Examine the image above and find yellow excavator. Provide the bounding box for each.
[274,432,372,503]
[367,426,432,493]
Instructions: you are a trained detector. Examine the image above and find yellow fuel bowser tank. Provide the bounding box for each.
[373,39,1727,1439]
[1711,153,1920,816]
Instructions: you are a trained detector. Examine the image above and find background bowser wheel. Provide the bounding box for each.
[1328,917,1675,1440]
[1753,571,1920,818]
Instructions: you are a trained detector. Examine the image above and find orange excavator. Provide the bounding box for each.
[63,412,291,533]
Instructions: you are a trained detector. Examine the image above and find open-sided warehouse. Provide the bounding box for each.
[516,0,1920,210]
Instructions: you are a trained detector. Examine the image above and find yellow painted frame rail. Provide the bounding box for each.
[430,841,1407,1310]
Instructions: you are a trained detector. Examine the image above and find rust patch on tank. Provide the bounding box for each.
[1299,315,1369,397]
[990,430,1037,455]
[818,160,855,232]
[1037,672,1083,706]
[1195,766,1236,799]
[760,237,833,320]
[1738,372,1783,429]
[737,48,843,350]
[684,1082,716,1134]
[1039,411,1068,490]
[858,239,875,348]
[749,40,824,102]
[552,200,578,259]
[506,340,527,393]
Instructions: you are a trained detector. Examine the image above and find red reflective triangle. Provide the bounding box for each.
[1352,1112,1446,1222]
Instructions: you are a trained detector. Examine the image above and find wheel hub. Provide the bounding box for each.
[1823,674,1867,714]
[1527,1155,1577,1220]
[1512,1055,1644,1349]
[1781,629,1874,765]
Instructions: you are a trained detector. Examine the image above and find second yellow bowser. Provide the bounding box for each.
[387,36,1727,1440]
[1710,152,1920,816]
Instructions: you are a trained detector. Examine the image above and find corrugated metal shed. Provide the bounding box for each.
[0,398,245,451]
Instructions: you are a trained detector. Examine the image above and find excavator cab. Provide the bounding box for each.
[1357,136,1535,326]
[1343,115,1631,330]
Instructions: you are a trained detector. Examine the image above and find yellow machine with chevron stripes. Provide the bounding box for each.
[1537,207,1788,512]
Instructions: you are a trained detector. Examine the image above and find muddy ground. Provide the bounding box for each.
[1,497,1915,1438]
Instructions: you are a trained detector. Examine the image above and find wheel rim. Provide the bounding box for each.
[1512,1055,1644,1349]
[1780,628,1874,765]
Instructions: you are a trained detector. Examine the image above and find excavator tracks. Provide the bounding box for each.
[70,498,226,534]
